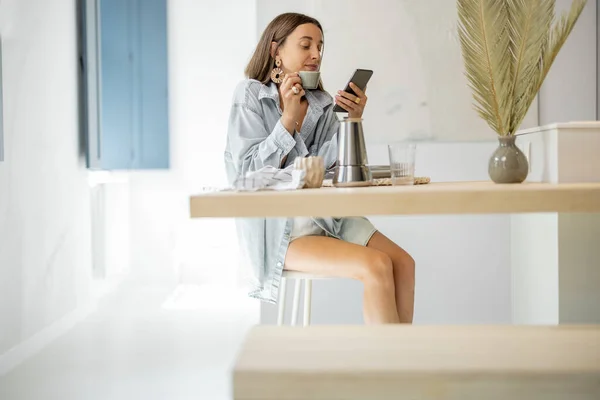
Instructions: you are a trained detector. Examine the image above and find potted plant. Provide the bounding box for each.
[457,0,587,183]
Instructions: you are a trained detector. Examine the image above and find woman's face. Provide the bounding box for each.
[276,23,323,74]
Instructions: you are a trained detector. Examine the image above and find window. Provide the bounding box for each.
[80,0,170,170]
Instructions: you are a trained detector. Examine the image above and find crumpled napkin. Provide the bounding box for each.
[232,165,305,191]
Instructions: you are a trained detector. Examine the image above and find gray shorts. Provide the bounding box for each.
[290,216,377,247]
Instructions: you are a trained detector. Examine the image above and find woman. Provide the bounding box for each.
[224,12,415,324]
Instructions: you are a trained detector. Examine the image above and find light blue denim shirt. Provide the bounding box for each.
[224,79,371,303]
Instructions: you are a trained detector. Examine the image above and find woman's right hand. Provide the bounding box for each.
[280,72,305,133]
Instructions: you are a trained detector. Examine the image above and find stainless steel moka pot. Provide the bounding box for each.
[333,118,373,187]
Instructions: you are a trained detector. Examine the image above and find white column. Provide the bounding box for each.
[511,0,599,325]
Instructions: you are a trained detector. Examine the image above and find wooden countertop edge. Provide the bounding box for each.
[189,181,600,217]
[233,325,600,372]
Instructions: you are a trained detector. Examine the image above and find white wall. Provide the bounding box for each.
[89,180,131,280]
[0,0,260,374]
[539,0,597,125]
[0,0,93,367]
[126,0,260,299]
[510,214,560,324]
[558,213,600,323]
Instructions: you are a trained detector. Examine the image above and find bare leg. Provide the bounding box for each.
[285,236,399,324]
[366,231,415,323]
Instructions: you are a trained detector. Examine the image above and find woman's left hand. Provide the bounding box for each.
[335,82,368,118]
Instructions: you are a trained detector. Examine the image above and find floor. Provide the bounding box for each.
[0,280,259,400]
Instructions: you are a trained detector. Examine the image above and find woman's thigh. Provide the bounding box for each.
[336,216,378,247]
[284,235,389,281]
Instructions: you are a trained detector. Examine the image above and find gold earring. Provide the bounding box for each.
[270,59,284,84]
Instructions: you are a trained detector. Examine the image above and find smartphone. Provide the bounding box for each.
[332,68,374,113]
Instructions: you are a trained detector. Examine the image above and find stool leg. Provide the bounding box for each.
[303,279,312,326]
[291,279,302,326]
[277,277,287,326]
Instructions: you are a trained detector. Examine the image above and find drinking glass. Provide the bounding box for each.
[387,142,416,185]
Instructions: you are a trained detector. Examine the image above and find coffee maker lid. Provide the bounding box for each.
[342,117,363,122]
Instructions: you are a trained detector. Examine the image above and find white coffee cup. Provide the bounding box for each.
[299,71,321,90]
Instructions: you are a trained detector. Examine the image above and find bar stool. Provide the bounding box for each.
[276,271,333,326]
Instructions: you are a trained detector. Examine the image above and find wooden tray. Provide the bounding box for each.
[322,176,430,187]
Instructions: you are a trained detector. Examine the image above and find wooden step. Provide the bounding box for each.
[233,325,600,400]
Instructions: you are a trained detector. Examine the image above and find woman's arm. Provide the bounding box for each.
[228,100,297,176]
[228,80,315,176]
[284,135,310,167]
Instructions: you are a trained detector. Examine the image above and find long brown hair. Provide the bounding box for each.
[245,13,325,90]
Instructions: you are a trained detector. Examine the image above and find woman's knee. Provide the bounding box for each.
[357,250,395,287]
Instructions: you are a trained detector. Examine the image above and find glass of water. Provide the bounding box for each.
[387,142,416,185]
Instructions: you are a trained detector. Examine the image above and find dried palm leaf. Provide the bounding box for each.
[506,0,554,133]
[457,0,587,136]
[457,0,512,135]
